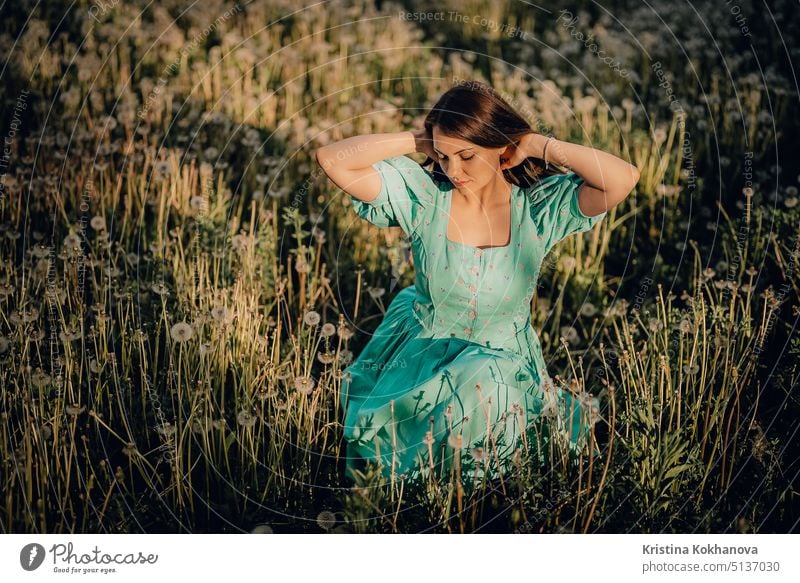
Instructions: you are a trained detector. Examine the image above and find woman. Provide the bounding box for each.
[315,80,639,483]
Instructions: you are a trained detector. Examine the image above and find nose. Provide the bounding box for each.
[445,159,462,180]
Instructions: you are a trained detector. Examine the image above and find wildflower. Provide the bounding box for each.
[191,418,210,435]
[448,432,463,449]
[90,216,107,231]
[337,324,354,340]
[170,322,193,343]
[647,318,663,332]
[154,160,171,179]
[151,282,169,296]
[294,375,316,395]
[320,323,336,337]
[66,403,86,416]
[295,258,310,273]
[211,305,231,323]
[339,349,353,364]
[156,422,175,437]
[542,401,558,419]
[63,232,82,249]
[251,524,274,534]
[677,318,693,335]
[470,447,485,462]
[560,325,579,345]
[31,369,52,389]
[316,510,336,531]
[237,410,257,428]
[317,351,335,364]
[579,302,597,317]
[35,423,53,441]
[303,310,320,326]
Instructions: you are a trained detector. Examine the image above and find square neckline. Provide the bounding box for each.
[445,182,519,251]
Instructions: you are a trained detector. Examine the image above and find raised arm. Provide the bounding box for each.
[315,131,430,203]
[519,133,640,217]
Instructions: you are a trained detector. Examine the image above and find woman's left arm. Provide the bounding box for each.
[521,133,640,216]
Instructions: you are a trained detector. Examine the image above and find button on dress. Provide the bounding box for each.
[341,155,607,482]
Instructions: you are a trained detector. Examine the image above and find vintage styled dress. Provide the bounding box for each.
[340,155,606,482]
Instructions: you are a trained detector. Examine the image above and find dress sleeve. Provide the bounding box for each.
[349,155,436,237]
[529,171,607,254]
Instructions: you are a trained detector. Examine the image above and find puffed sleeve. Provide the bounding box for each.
[528,171,607,254]
[349,155,436,237]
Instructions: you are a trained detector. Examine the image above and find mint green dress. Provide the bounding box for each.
[341,155,606,483]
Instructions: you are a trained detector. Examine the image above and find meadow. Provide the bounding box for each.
[0,0,798,533]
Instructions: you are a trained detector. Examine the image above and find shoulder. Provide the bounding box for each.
[372,155,442,205]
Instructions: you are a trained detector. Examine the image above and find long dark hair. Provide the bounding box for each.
[421,79,564,188]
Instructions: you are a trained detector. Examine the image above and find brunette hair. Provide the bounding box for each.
[421,79,564,188]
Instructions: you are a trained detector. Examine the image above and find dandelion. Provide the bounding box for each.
[339,349,353,364]
[447,432,463,450]
[647,318,663,332]
[317,351,335,364]
[66,403,86,416]
[367,286,385,299]
[561,256,577,270]
[470,447,485,462]
[63,232,82,249]
[90,216,107,231]
[237,410,257,428]
[677,318,692,334]
[303,310,320,326]
[31,369,52,389]
[295,258,310,273]
[191,418,210,435]
[294,375,316,395]
[122,443,138,457]
[316,510,336,531]
[338,324,354,340]
[211,305,231,323]
[35,423,53,441]
[154,160,171,179]
[156,422,175,437]
[251,523,274,534]
[579,302,597,317]
[541,401,558,419]
[170,321,193,342]
[784,197,798,209]
[0,282,13,297]
[560,325,579,345]
[151,282,169,296]
[683,363,699,375]
[320,323,336,338]
[0,336,10,354]
[212,418,227,431]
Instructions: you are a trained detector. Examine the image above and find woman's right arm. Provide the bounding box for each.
[314,131,429,203]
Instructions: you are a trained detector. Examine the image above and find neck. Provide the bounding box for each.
[455,172,513,208]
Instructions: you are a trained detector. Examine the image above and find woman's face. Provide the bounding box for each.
[431,126,506,190]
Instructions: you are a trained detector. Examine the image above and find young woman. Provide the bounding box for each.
[316,80,639,483]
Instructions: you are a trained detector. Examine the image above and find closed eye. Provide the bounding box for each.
[438,153,474,161]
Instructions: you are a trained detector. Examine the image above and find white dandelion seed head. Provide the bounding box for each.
[90,216,107,231]
[316,510,336,531]
[303,310,320,326]
[170,321,193,342]
[294,375,316,395]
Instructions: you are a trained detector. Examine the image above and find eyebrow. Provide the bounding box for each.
[433,146,473,155]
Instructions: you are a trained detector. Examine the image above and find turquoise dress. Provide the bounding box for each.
[340,155,606,482]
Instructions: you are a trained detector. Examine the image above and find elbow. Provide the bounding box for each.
[314,148,332,172]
